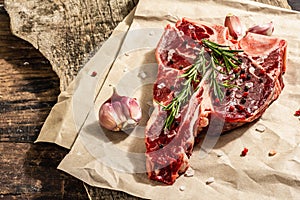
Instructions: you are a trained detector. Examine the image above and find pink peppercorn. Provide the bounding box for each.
[240,148,248,157]
[294,110,300,117]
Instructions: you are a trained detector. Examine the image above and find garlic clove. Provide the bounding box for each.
[128,98,142,121]
[98,88,142,132]
[99,102,119,131]
[111,101,127,125]
[247,21,274,36]
[224,13,243,39]
[120,96,133,119]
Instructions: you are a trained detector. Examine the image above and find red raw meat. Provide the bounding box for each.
[145,18,287,184]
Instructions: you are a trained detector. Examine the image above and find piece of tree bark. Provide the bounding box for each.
[252,0,290,8]
[4,0,138,91]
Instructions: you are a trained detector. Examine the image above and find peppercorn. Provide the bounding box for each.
[240,74,246,79]
[259,69,266,75]
[91,71,97,77]
[174,121,180,127]
[242,92,249,98]
[226,90,231,96]
[240,98,246,104]
[240,148,248,156]
[246,74,251,80]
[233,67,240,74]
[294,110,300,116]
[235,105,245,112]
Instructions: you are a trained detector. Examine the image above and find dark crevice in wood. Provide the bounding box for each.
[0,100,56,112]
[107,0,116,27]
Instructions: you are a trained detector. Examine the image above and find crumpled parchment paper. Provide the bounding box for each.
[37,0,300,199]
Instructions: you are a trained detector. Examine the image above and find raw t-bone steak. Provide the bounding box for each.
[145,18,287,185]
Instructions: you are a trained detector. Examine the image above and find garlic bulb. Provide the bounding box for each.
[98,88,142,132]
[224,13,243,39]
[247,21,274,36]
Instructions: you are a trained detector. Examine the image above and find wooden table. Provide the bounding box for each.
[0,2,89,200]
[0,0,294,199]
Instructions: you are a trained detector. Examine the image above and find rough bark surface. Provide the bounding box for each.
[252,0,290,8]
[4,0,138,91]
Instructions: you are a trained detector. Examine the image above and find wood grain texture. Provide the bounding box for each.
[4,0,138,91]
[84,185,144,200]
[0,143,87,199]
[0,6,87,199]
[252,0,290,8]
[0,7,60,143]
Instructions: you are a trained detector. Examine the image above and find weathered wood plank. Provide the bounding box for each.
[0,143,87,199]
[0,12,60,142]
[0,7,88,199]
[84,184,145,200]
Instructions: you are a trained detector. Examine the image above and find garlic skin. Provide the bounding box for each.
[247,21,274,36]
[98,88,142,132]
[224,14,243,39]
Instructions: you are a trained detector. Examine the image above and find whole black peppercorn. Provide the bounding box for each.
[226,90,231,96]
[240,98,246,104]
[246,74,251,80]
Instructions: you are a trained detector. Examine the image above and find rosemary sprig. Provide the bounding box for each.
[202,39,243,71]
[160,39,243,130]
[201,39,243,101]
[161,48,208,130]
